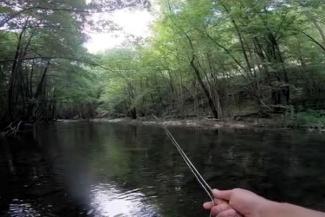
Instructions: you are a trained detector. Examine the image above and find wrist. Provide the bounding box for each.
[257,199,284,217]
[260,201,307,217]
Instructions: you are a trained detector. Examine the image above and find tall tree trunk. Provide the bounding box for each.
[190,56,219,119]
[222,4,253,75]
[8,23,27,120]
[267,32,290,105]
[34,61,50,98]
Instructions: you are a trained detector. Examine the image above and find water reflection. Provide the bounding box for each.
[90,183,159,217]
[36,122,325,216]
[8,199,41,217]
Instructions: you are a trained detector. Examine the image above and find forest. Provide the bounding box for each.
[1,1,325,216]
[1,0,325,130]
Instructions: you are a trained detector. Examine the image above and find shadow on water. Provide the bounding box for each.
[0,131,87,217]
[3,121,325,216]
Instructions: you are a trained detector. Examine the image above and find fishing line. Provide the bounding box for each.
[152,116,215,205]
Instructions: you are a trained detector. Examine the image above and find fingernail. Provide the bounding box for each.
[203,202,210,209]
[212,189,219,194]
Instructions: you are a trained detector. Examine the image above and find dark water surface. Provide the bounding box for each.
[34,122,325,216]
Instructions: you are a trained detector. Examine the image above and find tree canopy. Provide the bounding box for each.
[1,0,324,126]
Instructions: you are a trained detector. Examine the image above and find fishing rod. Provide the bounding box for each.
[152,115,215,204]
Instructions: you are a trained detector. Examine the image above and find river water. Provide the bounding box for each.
[34,121,325,216]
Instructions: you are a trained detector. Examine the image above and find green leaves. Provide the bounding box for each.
[94,0,325,118]
[1,0,324,121]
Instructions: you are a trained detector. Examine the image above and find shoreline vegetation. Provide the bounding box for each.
[2,110,325,137]
[1,1,325,134]
[58,112,325,131]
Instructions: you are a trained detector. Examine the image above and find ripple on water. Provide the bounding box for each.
[89,183,160,217]
[8,199,41,217]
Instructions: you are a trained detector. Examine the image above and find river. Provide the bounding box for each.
[3,121,325,216]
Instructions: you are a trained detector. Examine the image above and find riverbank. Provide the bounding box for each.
[0,134,88,217]
[91,117,258,129]
[89,115,325,132]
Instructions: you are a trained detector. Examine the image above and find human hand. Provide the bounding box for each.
[203,197,243,217]
[203,188,272,217]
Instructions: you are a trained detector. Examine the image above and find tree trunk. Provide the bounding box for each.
[8,24,27,120]
[190,56,219,119]
[34,61,50,98]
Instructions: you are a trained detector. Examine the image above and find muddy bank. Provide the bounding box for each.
[88,117,315,131]
[87,115,325,132]
[0,134,88,217]
[90,117,252,129]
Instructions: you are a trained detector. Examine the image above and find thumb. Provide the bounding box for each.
[212,189,233,201]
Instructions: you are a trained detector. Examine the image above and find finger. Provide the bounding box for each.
[203,201,214,209]
[212,189,233,200]
[216,209,237,217]
[215,198,228,205]
[203,198,228,209]
[211,203,231,216]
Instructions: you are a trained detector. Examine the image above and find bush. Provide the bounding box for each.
[294,110,325,128]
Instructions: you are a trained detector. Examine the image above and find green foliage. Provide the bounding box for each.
[1,0,325,124]
[0,0,93,122]
[89,0,325,120]
[289,110,325,128]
